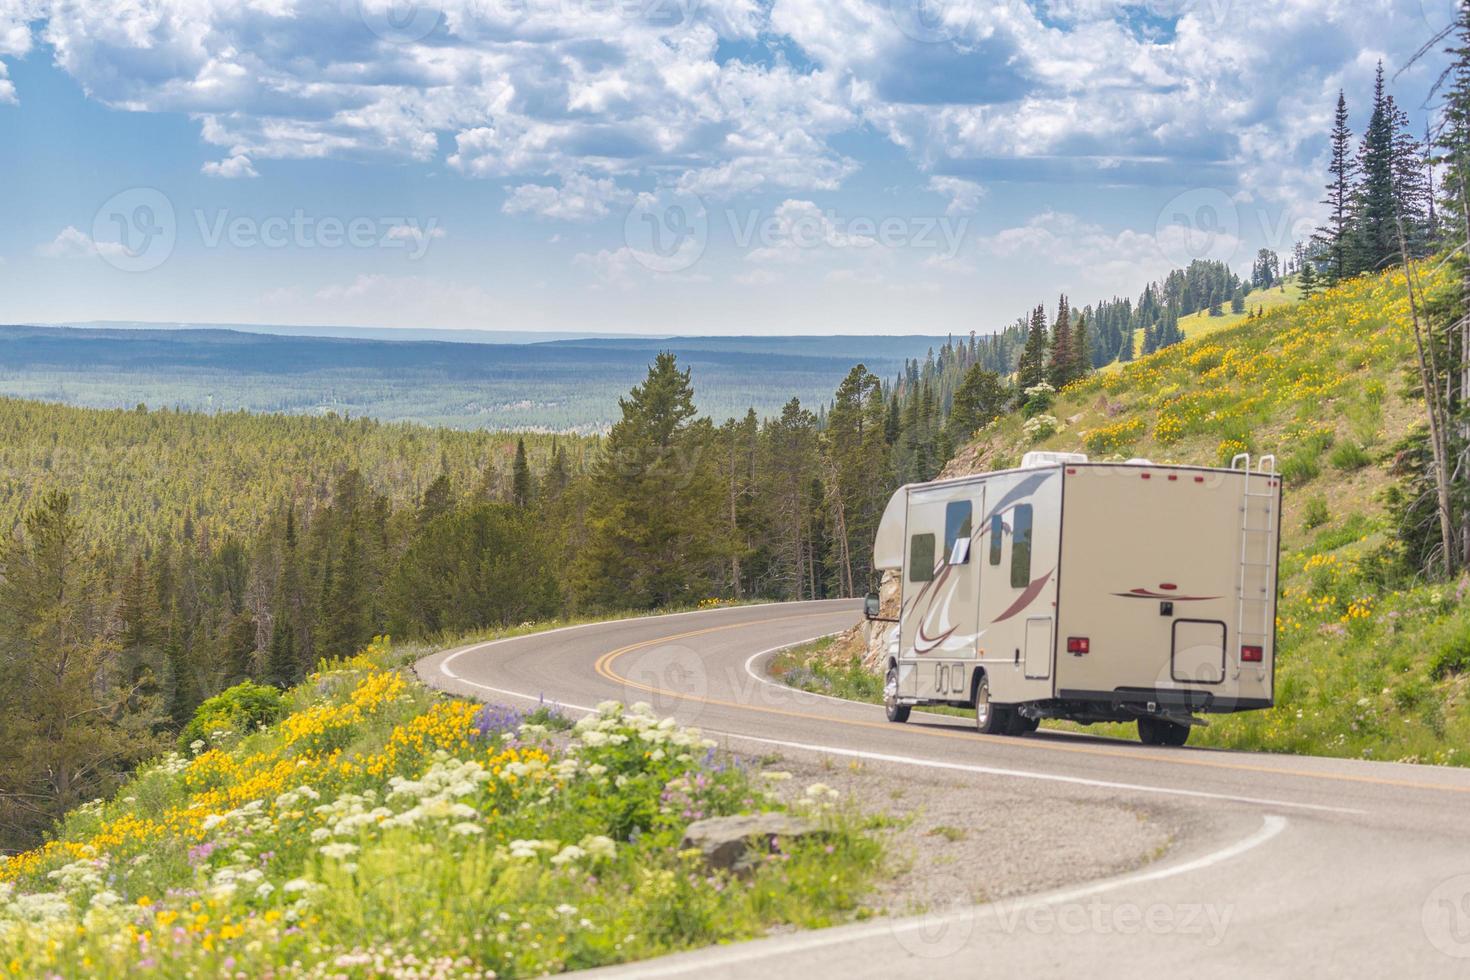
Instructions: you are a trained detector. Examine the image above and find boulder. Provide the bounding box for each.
[680,813,819,875]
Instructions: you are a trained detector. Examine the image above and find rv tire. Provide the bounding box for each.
[1137,716,1190,747]
[973,675,1010,735]
[884,664,910,724]
[1007,712,1040,736]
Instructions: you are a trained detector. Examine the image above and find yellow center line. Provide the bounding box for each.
[592,613,1470,797]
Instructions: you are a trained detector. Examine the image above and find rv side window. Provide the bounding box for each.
[1010,505,1033,588]
[988,515,1003,566]
[944,501,972,564]
[909,534,936,582]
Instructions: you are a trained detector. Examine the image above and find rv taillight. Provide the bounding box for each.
[1066,636,1090,655]
[1241,645,1264,663]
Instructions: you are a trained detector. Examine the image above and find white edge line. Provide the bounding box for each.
[702,730,1365,815]
[433,600,855,681]
[596,813,1289,978]
[741,637,985,722]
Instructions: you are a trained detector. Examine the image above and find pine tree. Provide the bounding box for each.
[1388,96,1430,256]
[1299,258,1317,298]
[1047,294,1073,387]
[1017,305,1050,392]
[543,442,570,499]
[1315,90,1357,284]
[417,472,453,527]
[946,365,1008,447]
[0,492,161,849]
[1230,285,1246,314]
[1350,62,1398,276]
[511,438,533,508]
[571,354,728,609]
[1070,312,1090,378]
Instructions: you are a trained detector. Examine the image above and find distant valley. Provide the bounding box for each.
[0,324,952,431]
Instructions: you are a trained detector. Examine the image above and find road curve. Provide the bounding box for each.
[416,599,1470,978]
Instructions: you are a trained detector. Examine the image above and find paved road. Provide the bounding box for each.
[416,599,1470,977]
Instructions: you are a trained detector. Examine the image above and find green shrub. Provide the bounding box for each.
[179,680,286,749]
[1329,441,1371,471]
[1429,625,1470,680]
[1302,496,1330,531]
[1280,452,1320,485]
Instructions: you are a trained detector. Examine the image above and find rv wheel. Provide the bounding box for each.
[1007,712,1040,736]
[1137,716,1190,747]
[973,675,1010,735]
[884,665,910,724]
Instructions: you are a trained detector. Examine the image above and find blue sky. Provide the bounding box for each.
[0,0,1457,335]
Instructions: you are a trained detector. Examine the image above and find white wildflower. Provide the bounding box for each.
[580,835,616,861]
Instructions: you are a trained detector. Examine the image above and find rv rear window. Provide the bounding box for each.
[1011,504,1033,588]
[988,514,1003,566]
[944,501,972,564]
[909,534,936,582]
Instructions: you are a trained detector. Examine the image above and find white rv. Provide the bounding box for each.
[866,452,1281,746]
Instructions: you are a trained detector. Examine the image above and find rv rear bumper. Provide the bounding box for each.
[1056,688,1272,715]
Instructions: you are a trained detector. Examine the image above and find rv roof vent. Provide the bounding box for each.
[1125,457,1154,465]
[1021,451,1089,469]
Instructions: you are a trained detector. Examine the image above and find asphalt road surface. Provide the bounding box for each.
[415,599,1470,978]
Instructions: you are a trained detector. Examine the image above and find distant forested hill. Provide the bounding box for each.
[0,396,595,545]
[0,325,951,431]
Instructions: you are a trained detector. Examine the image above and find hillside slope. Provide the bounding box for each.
[815,266,1470,764]
[0,637,878,976]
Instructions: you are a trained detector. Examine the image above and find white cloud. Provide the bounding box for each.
[976,209,1245,295]
[0,1,35,104]
[35,226,127,260]
[927,176,986,215]
[503,174,632,222]
[201,154,259,179]
[574,241,711,288]
[384,222,446,244]
[7,0,1456,259]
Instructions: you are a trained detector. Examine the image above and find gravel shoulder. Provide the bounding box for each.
[739,732,1183,917]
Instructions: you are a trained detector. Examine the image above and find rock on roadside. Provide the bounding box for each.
[681,813,821,875]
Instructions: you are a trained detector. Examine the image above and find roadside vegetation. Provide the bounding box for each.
[0,636,882,977]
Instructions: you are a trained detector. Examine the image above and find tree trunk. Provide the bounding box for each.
[1398,218,1458,575]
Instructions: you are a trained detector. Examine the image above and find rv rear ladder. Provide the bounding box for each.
[1231,453,1278,671]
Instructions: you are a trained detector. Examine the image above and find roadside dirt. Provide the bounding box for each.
[746,737,1182,917]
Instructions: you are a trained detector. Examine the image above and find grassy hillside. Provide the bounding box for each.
[1120,276,1305,362]
[0,635,880,976]
[965,264,1469,763]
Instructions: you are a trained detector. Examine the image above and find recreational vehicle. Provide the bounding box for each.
[866,452,1281,746]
